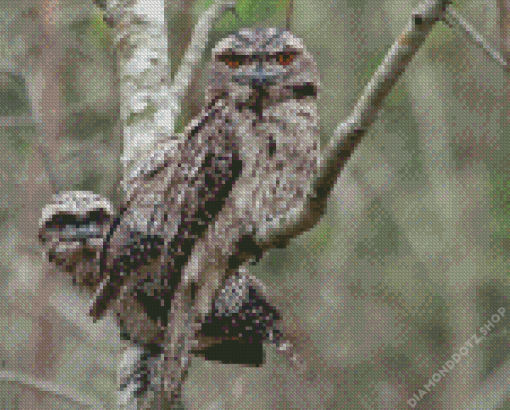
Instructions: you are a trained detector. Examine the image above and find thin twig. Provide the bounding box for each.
[37,144,62,194]
[168,0,236,135]
[286,0,294,31]
[498,0,510,64]
[168,0,196,82]
[443,6,507,69]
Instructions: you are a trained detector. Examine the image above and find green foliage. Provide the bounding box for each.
[3,127,31,157]
[235,0,283,24]
[0,79,29,116]
[202,0,287,31]
[88,11,113,52]
[65,109,115,140]
[69,11,113,53]
[308,217,333,254]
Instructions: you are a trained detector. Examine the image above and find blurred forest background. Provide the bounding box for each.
[0,0,509,408]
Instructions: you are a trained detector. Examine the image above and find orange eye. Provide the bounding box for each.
[221,54,246,69]
[277,52,295,66]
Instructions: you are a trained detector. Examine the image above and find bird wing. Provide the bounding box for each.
[90,96,242,321]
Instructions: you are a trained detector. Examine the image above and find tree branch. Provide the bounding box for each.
[443,5,508,70]
[36,0,510,407]
[167,1,236,135]
[101,2,237,408]
[167,0,195,82]
[499,0,510,65]
[163,0,454,405]
[286,0,294,31]
[260,0,453,249]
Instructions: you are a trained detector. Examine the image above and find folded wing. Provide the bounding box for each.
[90,96,242,321]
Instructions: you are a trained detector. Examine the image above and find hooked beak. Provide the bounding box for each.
[234,67,279,88]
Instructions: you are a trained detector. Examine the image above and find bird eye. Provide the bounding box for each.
[276,52,295,66]
[220,54,246,69]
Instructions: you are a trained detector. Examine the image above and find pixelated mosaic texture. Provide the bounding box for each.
[0,0,509,409]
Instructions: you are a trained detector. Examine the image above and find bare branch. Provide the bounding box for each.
[286,0,294,31]
[499,0,510,64]
[167,0,196,81]
[163,0,454,405]
[168,0,236,135]
[28,0,68,196]
[444,6,508,70]
[260,0,453,248]
[37,144,62,194]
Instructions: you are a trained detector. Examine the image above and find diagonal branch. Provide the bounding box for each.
[39,0,510,407]
[163,2,455,405]
[443,5,508,70]
[167,1,236,135]
[260,0,453,249]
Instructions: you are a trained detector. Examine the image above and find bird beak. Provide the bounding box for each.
[234,67,279,88]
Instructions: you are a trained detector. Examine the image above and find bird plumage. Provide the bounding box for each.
[39,28,321,407]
